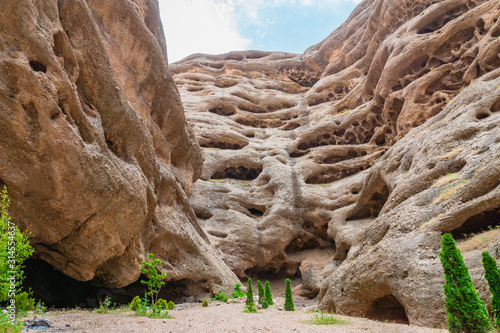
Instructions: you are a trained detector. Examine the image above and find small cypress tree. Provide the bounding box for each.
[262,299,269,309]
[265,280,273,305]
[246,278,254,306]
[439,233,491,333]
[284,278,295,311]
[257,280,264,304]
[482,251,500,327]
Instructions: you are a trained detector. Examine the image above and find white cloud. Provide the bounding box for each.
[159,0,362,62]
[159,0,250,63]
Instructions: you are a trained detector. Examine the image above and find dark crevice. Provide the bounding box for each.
[248,208,264,217]
[211,166,263,181]
[194,210,212,220]
[208,105,235,116]
[306,166,369,184]
[347,182,389,220]
[200,141,247,150]
[290,150,309,158]
[29,60,47,73]
[491,99,500,113]
[450,207,500,240]
[285,223,335,253]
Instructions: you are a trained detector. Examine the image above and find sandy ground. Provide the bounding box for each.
[23,301,448,333]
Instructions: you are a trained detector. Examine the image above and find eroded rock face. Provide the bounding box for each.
[171,0,500,327]
[0,0,237,293]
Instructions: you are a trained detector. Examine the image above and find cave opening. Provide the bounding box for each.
[366,294,409,324]
[22,259,192,308]
[451,207,500,240]
[29,60,47,73]
[248,208,264,217]
[211,166,263,181]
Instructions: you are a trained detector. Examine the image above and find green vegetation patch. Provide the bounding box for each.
[306,312,349,325]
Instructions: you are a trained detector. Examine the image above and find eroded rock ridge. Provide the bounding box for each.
[171,0,500,327]
[0,0,238,295]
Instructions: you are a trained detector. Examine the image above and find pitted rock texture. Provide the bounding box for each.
[171,0,500,327]
[0,0,237,293]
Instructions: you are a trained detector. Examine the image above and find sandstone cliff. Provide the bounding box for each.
[0,0,237,295]
[171,0,500,327]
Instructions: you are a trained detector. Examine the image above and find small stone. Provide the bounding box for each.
[278,307,284,311]
[30,316,51,327]
[185,296,195,303]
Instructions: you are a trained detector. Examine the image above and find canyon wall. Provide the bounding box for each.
[0,0,237,295]
[171,0,500,327]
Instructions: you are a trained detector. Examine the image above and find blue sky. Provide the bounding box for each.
[159,0,361,63]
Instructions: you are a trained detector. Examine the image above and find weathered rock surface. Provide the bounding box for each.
[171,0,500,327]
[0,0,237,294]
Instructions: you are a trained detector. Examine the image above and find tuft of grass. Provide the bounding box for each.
[433,173,460,187]
[432,179,468,205]
[306,312,349,325]
[419,213,444,231]
[440,148,463,161]
[208,179,226,183]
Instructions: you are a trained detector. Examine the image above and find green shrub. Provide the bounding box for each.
[15,291,35,314]
[232,283,246,298]
[202,300,209,307]
[134,298,148,317]
[264,280,273,305]
[141,253,167,306]
[482,252,500,327]
[149,306,170,319]
[0,186,34,302]
[34,300,47,314]
[243,302,258,313]
[97,296,112,314]
[246,278,254,306]
[156,298,168,310]
[284,278,295,311]
[257,280,264,304]
[0,311,22,333]
[214,290,229,302]
[440,233,491,332]
[130,296,142,311]
[262,299,269,309]
[167,301,175,310]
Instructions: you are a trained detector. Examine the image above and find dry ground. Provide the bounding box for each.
[24,301,448,333]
